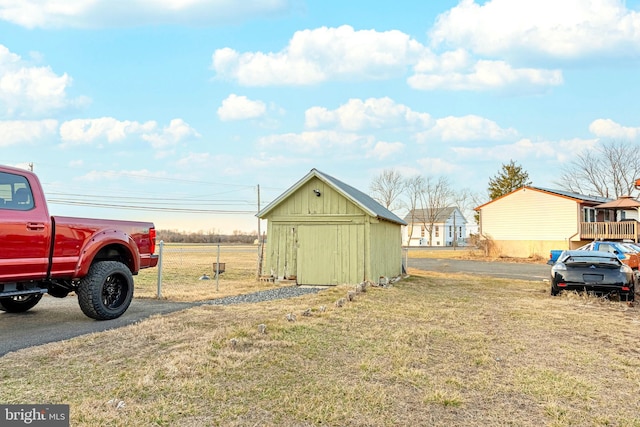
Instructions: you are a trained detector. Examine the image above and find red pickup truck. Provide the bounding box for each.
[0,164,158,320]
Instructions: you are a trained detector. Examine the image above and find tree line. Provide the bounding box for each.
[157,229,258,244]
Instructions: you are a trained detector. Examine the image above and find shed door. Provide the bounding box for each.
[296,224,364,285]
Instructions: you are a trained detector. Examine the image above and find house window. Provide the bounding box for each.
[420,226,425,237]
[583,208,595,222]
[435,226,439,237]
[449,226,452,238]
[603,210,611,222]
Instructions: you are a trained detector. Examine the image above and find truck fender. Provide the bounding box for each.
[74,230,141,278]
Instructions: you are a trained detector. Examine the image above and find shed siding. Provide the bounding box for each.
[369,219,403,279]
[296,223,365,285]
[481,188,579,241]
[264,223,298,278]
[269,177,362,217]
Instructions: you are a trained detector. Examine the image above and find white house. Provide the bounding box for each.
[403,207,467,247]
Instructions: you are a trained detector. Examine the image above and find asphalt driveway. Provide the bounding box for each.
[407,257,550,281]
[0,296,195,357]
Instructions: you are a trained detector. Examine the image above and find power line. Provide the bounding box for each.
[45,192,256,205]
[48,199,256,214]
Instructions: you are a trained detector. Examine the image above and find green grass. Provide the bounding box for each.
[2,267,640,426]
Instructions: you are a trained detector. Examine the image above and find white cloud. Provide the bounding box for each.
[0,119,58,146]
[142,118,201,149]
[257,130,364,154]
[305,97,432,131]
[0,0,292,29]
[408,58,563,91]
[416,157,458,175]
[59,117,199,149]
[451,137,598,163]
[256,128,404,162]
[589,118,640,140]
[212,25,425,86]
[0,45,87,118]
[416,115,518,142]
[365,140,405,160]
[305,98,517,145]
[430,0,640,59]
[59,117,156,145]
[212,25,564,92]
[217,94,267,121]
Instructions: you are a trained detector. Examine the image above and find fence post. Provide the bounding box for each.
[156,240,164,299]
[215,243,220,292]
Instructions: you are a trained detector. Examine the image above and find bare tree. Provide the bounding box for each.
[555,141,640,198]
[469,192,488,226]
[403,175,426,244]
[418,176,455,246]
[370,169,405,211]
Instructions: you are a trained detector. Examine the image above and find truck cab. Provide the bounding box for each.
[0,169,51,283]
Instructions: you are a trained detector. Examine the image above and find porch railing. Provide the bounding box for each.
[580,221,639,242]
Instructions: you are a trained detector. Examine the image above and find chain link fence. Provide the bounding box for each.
[135,242,263,301]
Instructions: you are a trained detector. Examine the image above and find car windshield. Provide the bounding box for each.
[616,244,633,253]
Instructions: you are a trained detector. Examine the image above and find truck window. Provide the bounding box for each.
[0,171,34,211]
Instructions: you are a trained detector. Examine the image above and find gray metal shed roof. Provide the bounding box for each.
[258,168,407,226]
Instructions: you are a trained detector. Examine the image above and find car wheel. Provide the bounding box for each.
[0,294,43,313]
[77,261,134,320]
[550,283,559,296]
[626,285,636,302]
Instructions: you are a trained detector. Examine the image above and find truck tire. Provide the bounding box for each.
[77,261,134,320]
[0,294,43,313]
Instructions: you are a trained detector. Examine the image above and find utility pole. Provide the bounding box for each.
[256,185,262,278]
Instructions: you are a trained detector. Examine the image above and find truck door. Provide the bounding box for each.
[0,171,50,281]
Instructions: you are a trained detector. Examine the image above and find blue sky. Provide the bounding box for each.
[2,0,640,233]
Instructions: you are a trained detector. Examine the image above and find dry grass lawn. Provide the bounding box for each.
[134,245,272,301]
[2,248,640,426]
[407,247,547,263]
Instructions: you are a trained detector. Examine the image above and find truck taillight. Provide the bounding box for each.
[150,227,156,254]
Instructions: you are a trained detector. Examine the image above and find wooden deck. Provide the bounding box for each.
[580,221,639,242]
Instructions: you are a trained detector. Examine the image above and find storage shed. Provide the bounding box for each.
[257,169,407,285]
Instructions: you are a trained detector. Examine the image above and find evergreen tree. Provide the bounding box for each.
[488,160,531,200]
